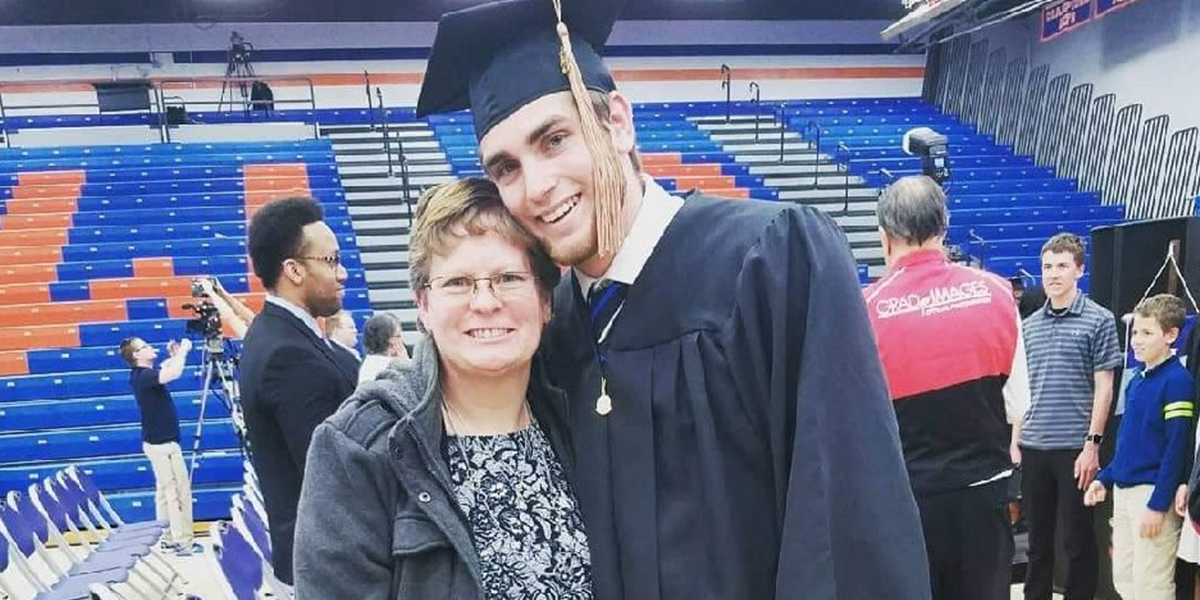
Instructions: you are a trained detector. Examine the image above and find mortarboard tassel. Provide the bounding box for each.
[551,0,628,259]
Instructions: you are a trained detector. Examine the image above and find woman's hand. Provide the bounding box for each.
[1175,484,1189,518]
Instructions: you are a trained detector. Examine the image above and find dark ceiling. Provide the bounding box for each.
[0,0,905,25]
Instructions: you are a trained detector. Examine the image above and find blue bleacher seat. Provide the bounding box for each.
[0,391,227,428]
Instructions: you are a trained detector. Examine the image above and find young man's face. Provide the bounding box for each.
[479,91,636,269]
[1040,250,1084,303]
[1130,314,1177,366]
[479,91,598,267]
[130,338,158,364]
[290,221,347,318]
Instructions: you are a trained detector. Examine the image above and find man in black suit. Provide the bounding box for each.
[239,196,359,585]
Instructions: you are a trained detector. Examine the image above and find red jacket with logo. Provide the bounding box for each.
[864,249,1025,495]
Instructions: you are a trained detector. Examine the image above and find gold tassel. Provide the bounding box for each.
[551,0,627,258]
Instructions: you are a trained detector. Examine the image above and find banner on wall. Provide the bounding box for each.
[1041,0,1151,41]
[1096,0,1148,17]
[1041,0,1094,41]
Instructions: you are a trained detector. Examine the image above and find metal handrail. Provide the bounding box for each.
[155,75,319,138]
[776,104,786,164]
[376,87,414,228]
[0,74,322,145]
[803,120,821,190]
[967,229,988,266]
[835,142,852,215]
[720,64,731,123]
[749,82,761,141]
[377,88,394,178]
[2,86,10,148]
[364,71,374,131]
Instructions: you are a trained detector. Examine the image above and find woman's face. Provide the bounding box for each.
[417,231,550,381]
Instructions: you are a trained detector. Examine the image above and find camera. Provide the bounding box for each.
[230,31,252,64]
[183,302,223,340]
[902,127,950,185]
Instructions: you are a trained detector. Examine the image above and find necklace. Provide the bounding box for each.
[442,396,552,516]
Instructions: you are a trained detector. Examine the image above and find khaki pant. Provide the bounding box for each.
[142,441,193,545]
[1112,484,1182,600]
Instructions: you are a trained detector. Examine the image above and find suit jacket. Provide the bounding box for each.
[238,301,359,584]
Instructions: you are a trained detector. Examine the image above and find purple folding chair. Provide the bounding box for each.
[49,475,159,548]
[65,466,166,534]
[0,514,37,598]
[233,495,272,565]
[213,521,265,600]
[0,497,136,600]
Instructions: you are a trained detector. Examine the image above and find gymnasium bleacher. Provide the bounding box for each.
[0,95,1137,531]
[0,96,1139,526]
[0,138,372,523]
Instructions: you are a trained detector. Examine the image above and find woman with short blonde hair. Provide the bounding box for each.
[293,178,592,600]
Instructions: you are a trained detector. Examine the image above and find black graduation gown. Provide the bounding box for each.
[1183,323,1200,523]
[542,194,932,600]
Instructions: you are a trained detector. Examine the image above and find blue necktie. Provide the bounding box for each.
[587,280,627,344]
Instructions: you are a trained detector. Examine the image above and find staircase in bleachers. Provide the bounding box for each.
[0,139,373,522]
[781,96,1126,287]
[321,114,455,346]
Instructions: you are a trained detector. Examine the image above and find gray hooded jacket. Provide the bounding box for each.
[292,338,574,600]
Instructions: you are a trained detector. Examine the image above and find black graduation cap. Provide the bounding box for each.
[416,0,620,140]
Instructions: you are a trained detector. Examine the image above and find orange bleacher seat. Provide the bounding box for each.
[131,258,175,278]
[0,214,74,230]
[248,189,311,210]
[0,300,127,328]
[641,153,683,167]
[671,175,736,190]
[245,176,309,190]
[0,246,63,267]
[18,170,85,186]
[89,276,193,300]
[3,198,78,216]
[247,277,266,295]
[245,164,309,178]
[693,188,749,199]
[0,350,28,376]
[696,188,748,200]
[240,294,266,312]
[12,184,83,200]
[0,283,52,306]
[0,324,80,352]
[645,164,723,178]
[0,228,68,247]
[1,264,58,285]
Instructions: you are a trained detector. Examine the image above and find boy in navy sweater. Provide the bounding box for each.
[1085,294,1196,600]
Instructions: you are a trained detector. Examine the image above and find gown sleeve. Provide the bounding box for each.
[727,205,933,599]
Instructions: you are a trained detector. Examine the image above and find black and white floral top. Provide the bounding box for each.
[446,420,593,600]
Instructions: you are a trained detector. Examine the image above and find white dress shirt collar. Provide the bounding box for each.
[575,175,683,295]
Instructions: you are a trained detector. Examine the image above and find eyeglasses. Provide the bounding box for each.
[294,253,342,269]
[424,271,536,298]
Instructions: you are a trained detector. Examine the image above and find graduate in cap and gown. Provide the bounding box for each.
[416,1,934,598]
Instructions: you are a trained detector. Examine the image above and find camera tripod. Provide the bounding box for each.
[187,335,251,485]
[217,31,255,113]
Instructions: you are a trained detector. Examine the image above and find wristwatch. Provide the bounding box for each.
[1084,433,1103,445]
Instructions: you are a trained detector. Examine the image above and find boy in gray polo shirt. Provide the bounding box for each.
[1015,233,1123,600]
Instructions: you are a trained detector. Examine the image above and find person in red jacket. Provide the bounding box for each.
[864,175,1031,600]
